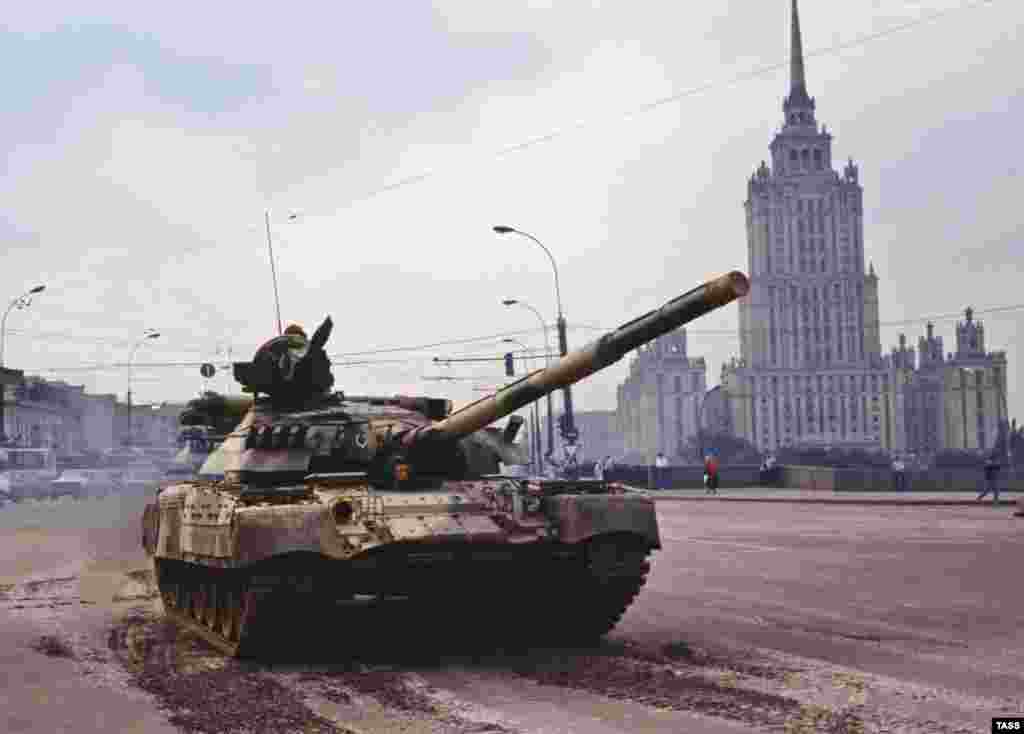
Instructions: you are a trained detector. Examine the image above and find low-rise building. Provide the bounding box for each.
[0,369,185,456]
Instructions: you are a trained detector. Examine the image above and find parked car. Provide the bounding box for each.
[119,466,164,495]
[0,448,59,501]
[50,469,116,499]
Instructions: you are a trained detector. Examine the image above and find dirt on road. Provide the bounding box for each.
[2,494,1021,733]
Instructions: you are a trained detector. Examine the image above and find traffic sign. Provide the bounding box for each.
[200,363,216,379]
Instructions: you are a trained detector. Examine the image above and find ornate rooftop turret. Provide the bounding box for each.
[955,306,986,358]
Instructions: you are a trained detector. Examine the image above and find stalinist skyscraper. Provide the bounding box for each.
[722,0,889,451]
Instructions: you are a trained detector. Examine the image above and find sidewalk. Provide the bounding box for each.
[625,486,1023,506]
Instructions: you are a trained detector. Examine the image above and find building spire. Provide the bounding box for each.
[791,0,807,97]
[783,0,814,124]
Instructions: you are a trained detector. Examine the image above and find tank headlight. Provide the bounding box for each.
[333,500,354,525]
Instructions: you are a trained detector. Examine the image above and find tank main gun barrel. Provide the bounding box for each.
[403,270,749,447]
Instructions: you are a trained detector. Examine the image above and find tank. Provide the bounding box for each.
[142,271,750,657]
[165,393,253,480]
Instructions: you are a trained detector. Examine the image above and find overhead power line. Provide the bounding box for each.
[572,301,1024,335]
[327,327,547,357]
[296,0,997,216]
[17,299,1023,375]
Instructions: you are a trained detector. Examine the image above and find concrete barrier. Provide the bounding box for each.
[605,463,1024,492]
[778,464,1024,492]
[605,464,763,490]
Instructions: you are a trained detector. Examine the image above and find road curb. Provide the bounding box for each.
[645,495,1016,507]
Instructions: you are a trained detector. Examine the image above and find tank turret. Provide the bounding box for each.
[219,271,748,487]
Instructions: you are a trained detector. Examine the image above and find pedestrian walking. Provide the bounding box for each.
[602,455,614,481]
[654,452,668,490]
[892,456,906,491]
[704,453,720,495]
[977,456,1001,503]
[593,459,604,480]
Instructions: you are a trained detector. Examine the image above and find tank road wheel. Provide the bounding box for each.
[187,577,203,622]
[203,582,220,629]
[218,585,243,643]
[153,560,178,612]
[176,576,190,614]
[203,582,220,631]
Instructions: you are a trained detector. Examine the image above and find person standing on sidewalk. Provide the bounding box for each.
[654,452,668,490]
[978,456,1001,503]
[704,453,720,495]
[892,455,907,491]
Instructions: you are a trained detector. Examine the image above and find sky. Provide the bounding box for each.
[1,0,1022,422]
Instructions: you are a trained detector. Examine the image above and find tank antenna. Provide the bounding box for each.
[264,209,283,335]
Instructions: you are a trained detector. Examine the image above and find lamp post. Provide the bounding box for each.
[127,330,160,446]
[696,391,706,465]
[503,337,543,475]
[999,369,1014,488]
[0,285,46,368]
[493,225,577,453]
[0,285,45,444]
[502,298,555,464]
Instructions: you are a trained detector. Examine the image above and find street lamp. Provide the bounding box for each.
[0,284,46,368]
[502,298,555,463]
[127,330,160,447]
[503,337,543,475]
[493,225,577,451]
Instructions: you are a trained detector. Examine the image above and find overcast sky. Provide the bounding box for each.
[2,0,1021,422]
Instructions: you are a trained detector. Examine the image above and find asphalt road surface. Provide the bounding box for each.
[1,492,1021,733]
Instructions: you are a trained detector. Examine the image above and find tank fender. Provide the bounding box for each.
[545,493,660,549]
[233,504,350,565]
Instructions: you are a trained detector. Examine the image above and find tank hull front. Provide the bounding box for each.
[143,478,659,657]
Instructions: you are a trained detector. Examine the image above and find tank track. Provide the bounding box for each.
[153,559,273,658]
[152,537,653,658]
[531,538,652,644]
[452,537,652,647]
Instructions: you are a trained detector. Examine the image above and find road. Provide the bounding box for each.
[1,493,1021,733]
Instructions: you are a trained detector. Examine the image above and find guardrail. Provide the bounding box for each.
[779,464,1024,492]
[604,464,763,490]
[600,463,1024,492]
